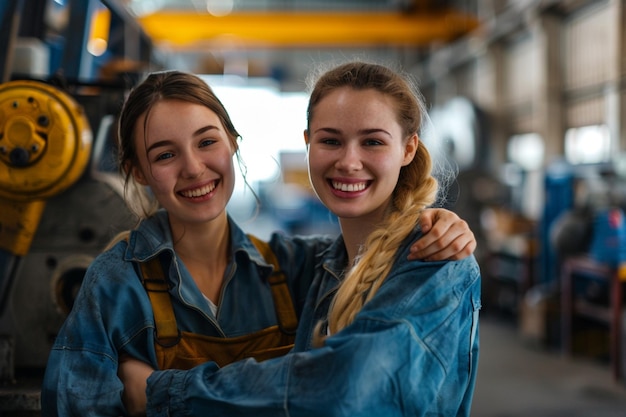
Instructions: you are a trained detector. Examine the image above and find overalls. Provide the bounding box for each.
[139,235,298,370]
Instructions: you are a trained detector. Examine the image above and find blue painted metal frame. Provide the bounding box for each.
[0,0,155,83]
[103,0,153,61]
[0,0,24,83]
[61,0,100,80]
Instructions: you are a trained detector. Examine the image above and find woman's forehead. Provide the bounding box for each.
[140,100,221,132]
[310,88,400,131]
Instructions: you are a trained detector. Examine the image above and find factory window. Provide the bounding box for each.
[200,75,309,224]
[507,133,544,171]
[202,76,309,189]
[564,124,611,165]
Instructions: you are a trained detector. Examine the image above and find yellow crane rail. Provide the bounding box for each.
[137,9,480,49]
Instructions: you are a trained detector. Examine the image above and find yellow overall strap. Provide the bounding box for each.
[140,237,298,348]
[139,258,180,345]
[247,234,298,334]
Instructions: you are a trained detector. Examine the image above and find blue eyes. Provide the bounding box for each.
[155,152,174,161]
[152,139,216,162]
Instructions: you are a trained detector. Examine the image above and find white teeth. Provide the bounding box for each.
[332,181,366,192]
[180,183,215,198]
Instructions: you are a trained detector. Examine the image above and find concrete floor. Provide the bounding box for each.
[472,315,626,416]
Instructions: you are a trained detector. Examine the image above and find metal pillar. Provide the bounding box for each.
[0,0,23,83]
[61,0,100,81]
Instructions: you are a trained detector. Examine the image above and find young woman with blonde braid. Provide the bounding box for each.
[119,62,481,417]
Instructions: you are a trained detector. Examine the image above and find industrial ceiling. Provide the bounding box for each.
[126,0,480,49]
[119,0,480,86]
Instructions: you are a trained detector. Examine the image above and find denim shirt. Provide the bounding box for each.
[145,229,482,416]
[41,210,332,417]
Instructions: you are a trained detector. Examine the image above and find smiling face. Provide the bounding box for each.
[305,87,417,225]
[131,99,236,231]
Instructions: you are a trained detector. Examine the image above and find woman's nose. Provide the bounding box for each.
[181,152,205,178]
[335,145,362,172]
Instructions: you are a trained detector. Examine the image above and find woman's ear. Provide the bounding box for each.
[127,161,148,186]
[402,134,419,166]
[303,129,310,146]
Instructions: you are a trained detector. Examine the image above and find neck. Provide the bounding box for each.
[169,212,230,263]
[339,218,378,267]
[338,202,390,266]
[168,213,231,303]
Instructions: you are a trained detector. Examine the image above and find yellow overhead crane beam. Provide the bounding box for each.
[136,9,480,49]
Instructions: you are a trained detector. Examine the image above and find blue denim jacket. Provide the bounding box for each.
[146,229,482,416]
[41,210,332,417]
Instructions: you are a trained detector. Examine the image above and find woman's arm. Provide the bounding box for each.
[119,257,481,417]
[273,207,476,272]
[119,324,450,417]
[268,208,475,318]
[118,355,153,416]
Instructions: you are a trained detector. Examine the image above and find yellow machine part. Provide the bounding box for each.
[0,80,92,200]
[0,198,46,255]
[0,80,93,255]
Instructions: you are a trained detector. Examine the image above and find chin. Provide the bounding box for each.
[330,208,365,219]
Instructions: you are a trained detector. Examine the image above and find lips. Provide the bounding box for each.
[331,180,368,192]
[179,181,216,198]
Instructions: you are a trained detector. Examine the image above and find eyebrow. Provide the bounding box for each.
[146,125,220,153]
[194,125,220,136]
[313,127,392,137]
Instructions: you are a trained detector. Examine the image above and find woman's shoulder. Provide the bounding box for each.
[123,213,176,260]
[82,239,143,291]
[394,255,480,292]
[365,255,480,317]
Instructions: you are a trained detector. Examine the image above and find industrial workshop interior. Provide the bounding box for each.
[4,0,626,415]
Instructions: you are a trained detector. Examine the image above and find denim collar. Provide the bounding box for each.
[319,235,349,283]
[123,209,267,267]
